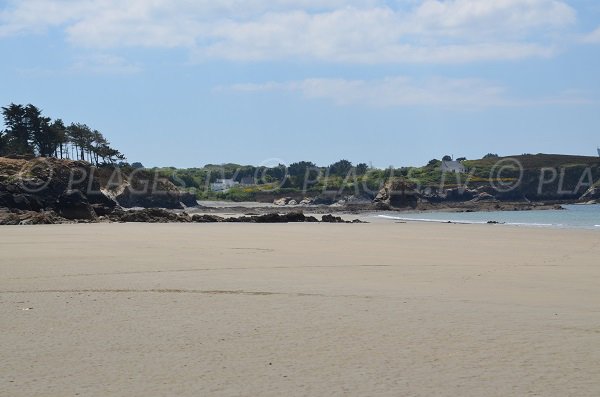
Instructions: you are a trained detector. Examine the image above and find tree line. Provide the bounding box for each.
[0,103,125,164]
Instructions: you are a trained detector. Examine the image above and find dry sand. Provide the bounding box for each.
[1,222,600,396]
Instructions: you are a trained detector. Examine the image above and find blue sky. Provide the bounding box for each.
[1,0,599,168]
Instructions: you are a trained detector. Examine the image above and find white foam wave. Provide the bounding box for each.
[377,215,488,225]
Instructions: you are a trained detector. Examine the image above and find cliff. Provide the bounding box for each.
[0,157,197,218]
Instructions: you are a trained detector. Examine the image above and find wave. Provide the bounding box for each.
[377,215,557,228]
[377,215,489,225]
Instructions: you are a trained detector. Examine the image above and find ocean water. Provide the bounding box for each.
[376,204,600,230]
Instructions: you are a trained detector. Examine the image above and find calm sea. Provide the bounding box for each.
[376,204,600,230]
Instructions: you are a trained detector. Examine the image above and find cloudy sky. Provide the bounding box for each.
[1,0,599,167]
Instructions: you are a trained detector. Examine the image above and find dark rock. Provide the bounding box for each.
[444,188,476,202]
[20,212,64,225]
[312,196,336,205]
[180,192,199,208]
[321,214,345,223]
[55,190,97,220]
[191,214,224,223]
[224,216,253,223]
[471,192,497,202]
[0,192,45,211]
[91,203,115,217]
[115,186,185,209]
[282,211,306,222]
[115,208,185,223]
[0,209,66,225]
[0,212,21,225]
[253,213,286,223]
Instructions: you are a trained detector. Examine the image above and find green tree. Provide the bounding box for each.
[67,123,94,161]
[483,153,499,159]
[51,119,68,159]
[356,163,369,175]
[1,103,31,155]
[288,161,317,177]
[329,159,353,176]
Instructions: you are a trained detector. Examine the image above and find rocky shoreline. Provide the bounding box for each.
[2,156,596,226]
[0,207,365,225]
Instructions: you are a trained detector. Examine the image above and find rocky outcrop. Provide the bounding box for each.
[55,190,97,220]
[274,197,293,206]
[374,179,419,208]
[0,209,68,225]
[0,157,197,214]
[103,210,360,224]
[0,192,45,211]
[110,208,191,223]
[471,192,497,202]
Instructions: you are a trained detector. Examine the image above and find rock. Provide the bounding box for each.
[191,214,224,223]
[444,188,476,201]
[115,186,185,209]
[312,196,336,205]
[0,209,66,225]
[114,208,188,223]
[0,212,21,225]
[0,192,45,211]
[19,212,64,225]
[180,192,199,208]
[91,203,115,217]
[471,192,496,202]
[55,190,97,220]
[373,179,419,208]
[273,197,292,206]
[282,211,306,222]
[253,213,287,223]
[321,214,345,223]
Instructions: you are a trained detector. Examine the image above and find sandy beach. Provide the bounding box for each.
[1,222,600,396]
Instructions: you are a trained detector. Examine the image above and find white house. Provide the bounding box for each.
[441,160,466,174]
[210,179,239,192]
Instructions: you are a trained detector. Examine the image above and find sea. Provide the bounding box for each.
[376,204,600,230]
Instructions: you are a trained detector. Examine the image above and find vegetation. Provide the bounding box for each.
[0,103,125,164]
[150,153,600,201]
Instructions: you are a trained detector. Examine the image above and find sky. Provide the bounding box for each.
[1,0,599,168]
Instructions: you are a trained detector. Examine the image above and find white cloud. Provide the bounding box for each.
[220,76,594,108]
[0,0,577,63]
[70,54,142,75]
[581,26,600,43]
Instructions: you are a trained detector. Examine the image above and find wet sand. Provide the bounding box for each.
[1,223,600,396]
